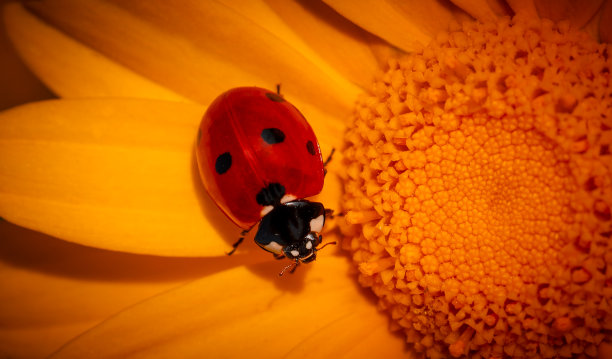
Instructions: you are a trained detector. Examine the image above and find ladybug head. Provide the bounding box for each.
[278,233,336,276]
[282,232,322,263]
[254,199,337,276]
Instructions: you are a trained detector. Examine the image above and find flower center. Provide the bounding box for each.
[342,17,611,358]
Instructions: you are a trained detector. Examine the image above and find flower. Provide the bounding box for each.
[342,16,612,358]
[0,1,611,358]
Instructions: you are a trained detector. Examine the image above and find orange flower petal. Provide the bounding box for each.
[49,255,406,358]
[0,220,261,358]
[582,3,605,41]
[0,98,345,257]
[450,0,512,21]
[323,0,469,52]
[262,0,391,89]
[6,2,350,146]
[600,0,612,43]
[0,98,244,256]
[312,155,344,216]
[505,0,539,18]
[0,6,54,110]
[534,0,604,28]
[25,0,359,119]
[3,2,187,102]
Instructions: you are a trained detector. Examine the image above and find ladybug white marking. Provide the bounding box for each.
[260,194,298,217]
[263,241,283,255]
[309,214,325,233]
[290,250,300,257]
[281,194,297,203]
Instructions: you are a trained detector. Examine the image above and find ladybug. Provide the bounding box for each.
[196,87,334,275]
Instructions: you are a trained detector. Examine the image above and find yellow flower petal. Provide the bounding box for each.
[0,98,244,257]
[7,2,350,146]
[0,97,345,257]
[0,220,250,358]
[262,0,391,89]
[450,0,512,21]
[534,0,605,28]
[25,0,358,119]
[323,0,469,52]
[49,255,406,358]
[3,2,187,102]
[6,0,344,148]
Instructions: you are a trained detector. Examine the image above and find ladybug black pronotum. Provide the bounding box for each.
[196,87,335,275]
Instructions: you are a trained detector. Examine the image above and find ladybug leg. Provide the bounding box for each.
[276,83,282,96]
[323,148,336,177]
[226,237,244,256]
[324,208,345,220]
[323,148,335,167]
[226,226,255,256]
[273,253,285,260]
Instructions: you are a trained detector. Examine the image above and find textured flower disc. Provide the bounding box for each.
[342,17,612,359]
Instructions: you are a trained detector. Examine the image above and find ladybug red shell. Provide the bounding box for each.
[196,87,331,270]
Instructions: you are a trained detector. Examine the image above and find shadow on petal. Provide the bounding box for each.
[189,145,241,251]
[0,220,268,282]
[47,256,407,358]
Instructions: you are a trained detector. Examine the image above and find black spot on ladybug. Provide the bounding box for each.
[197,128,202,145]
[306,140,316,155]
[261,128,285,144]
[215,152,232,174]
[265,92,285,102]
[256,183,286,206]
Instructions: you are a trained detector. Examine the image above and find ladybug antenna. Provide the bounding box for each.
[278,260,299,277]
[317,241,337,252]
